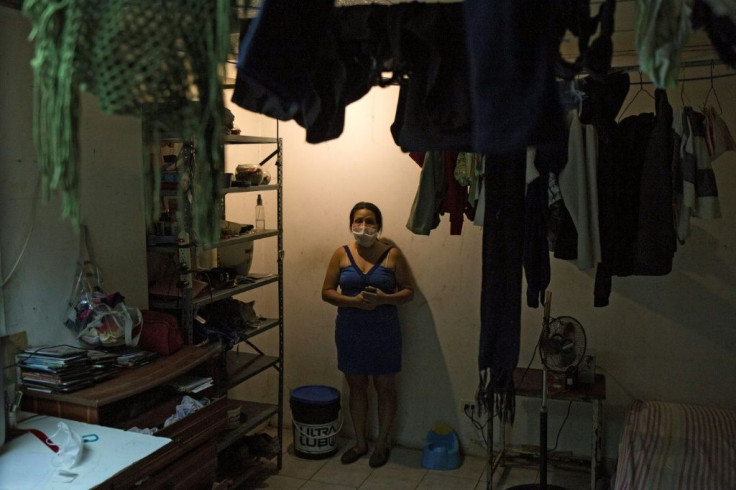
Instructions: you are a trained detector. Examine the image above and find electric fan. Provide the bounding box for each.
[509,292,586,490]
[540,316,586,377]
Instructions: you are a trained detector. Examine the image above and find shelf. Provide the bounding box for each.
[217,400,279,452]
[224,184,278,194]
[225,351,280,388]
[149,275,278,309]
[201,229,279,250]
[145,130,284,475]
[240,317,280,341]
[193,274,279,306]
[224,134,279,145]
[159,134,279,145]
[146,229,278,253]
[158,181,275,199]
[218,461,273,489]
[156,184,278,197]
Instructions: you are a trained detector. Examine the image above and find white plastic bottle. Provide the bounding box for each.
[255,194,265,231]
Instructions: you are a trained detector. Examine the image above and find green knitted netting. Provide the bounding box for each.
[23,0,230,243]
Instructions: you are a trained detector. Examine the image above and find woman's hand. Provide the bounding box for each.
[356,286,382,310]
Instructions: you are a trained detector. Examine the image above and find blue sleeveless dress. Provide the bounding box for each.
[335,245,401,375]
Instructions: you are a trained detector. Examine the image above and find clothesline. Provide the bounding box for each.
[615,58,727,72]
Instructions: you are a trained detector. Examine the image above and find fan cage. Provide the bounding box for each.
[539,315,586,372]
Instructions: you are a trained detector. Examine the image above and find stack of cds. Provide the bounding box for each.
[17,345,119,393]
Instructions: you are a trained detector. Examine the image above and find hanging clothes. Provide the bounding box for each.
[594,88,676,306]
[478,153,526,424]
[574,72,629,307]
[405,151,473,235]
[672,107,724,243]
[691,0,736,68]
[234,2,394,144]
[453,153,486,227]
[444,153,474,235]
[703,105,736,159]
[595,110,656,306]
[633,89,676,275]
[234,0,337,130]
[405,152,445,235]
[552,0,617,80]
[389,3,473,152]
[463,0,565,155]
[558,109,602,271]
[524,147,562,308]
[634,0,693,88]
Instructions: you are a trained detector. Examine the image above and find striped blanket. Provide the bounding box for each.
[613,400,736,490]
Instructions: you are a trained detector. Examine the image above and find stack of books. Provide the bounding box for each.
[17,345,120,394]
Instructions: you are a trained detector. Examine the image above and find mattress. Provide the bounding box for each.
[613,400,736,490]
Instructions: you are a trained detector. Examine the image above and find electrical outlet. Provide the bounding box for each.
[460,399,476,415]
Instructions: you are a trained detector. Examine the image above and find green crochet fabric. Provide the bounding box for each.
[24,0,230,243]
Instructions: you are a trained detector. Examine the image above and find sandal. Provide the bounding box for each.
[340,446,368,465]
[369,447,390,468]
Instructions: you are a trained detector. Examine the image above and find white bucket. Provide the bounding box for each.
[293,419,342,457]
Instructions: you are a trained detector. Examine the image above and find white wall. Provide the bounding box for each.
[3,5,736,466]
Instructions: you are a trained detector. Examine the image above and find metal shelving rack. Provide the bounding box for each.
[147,132,284,477]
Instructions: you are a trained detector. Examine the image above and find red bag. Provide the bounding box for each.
[139,310,184,355]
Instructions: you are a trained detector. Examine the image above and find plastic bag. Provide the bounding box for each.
[77,298,142,348]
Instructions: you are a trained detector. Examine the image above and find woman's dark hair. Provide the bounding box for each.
[350,201,383,232]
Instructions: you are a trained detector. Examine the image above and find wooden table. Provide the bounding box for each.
[494,367,606,490]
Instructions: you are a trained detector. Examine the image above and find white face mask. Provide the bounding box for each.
[48,421,84,471]
[352,225,378,248]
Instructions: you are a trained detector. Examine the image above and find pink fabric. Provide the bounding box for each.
[704,106,735,160]
[613,400,736,490]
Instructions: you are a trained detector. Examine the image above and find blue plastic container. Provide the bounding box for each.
[421,424,461,470]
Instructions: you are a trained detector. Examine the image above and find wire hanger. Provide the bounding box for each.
[618,71,654,121]
[702,60,723,115]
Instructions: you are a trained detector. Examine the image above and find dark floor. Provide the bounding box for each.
[254,431,594,490]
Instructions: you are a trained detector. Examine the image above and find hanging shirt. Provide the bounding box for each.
[633,89,676,276]
[672,107,724,243]
[558,109,601,271]
[406,152,445,235]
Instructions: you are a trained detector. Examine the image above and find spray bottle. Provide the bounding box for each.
[255,194,265,231]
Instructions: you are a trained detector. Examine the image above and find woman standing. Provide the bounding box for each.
[322,202,414,468]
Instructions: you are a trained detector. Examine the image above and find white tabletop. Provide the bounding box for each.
[0,414,170,489]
